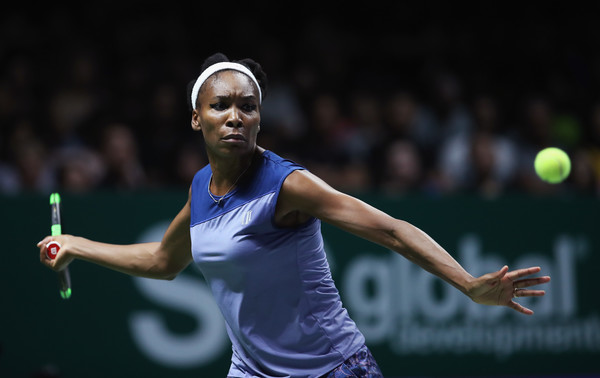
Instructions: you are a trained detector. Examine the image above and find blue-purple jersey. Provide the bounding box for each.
[190,150,364,377]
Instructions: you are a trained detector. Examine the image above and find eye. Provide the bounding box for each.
[241,103,258,112]
[209,102,228,111]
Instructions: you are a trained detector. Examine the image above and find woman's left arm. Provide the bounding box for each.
[277,170,550,315]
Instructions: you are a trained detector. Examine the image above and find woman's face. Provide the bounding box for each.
[192,70,261,158]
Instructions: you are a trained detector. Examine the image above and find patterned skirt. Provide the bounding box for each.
[321,344,383,378]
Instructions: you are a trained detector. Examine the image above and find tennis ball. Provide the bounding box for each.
[534,147,571,184]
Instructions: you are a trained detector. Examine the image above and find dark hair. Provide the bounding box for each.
[187,52,268,111]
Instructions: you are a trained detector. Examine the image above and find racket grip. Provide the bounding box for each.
[46,241,72,299]
[58,268,72,300]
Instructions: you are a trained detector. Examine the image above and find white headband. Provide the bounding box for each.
[190,62,262,110]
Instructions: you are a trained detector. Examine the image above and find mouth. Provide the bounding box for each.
[222,134,247,142]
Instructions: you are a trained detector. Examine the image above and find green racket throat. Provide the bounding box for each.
[51,224,62,236]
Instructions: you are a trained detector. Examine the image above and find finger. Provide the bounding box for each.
[514,276,551,288]
[513,289,546,298]
[37,236,53,248]
[508,300,534,315]
[506,266,542,280]
[39,244,53,265]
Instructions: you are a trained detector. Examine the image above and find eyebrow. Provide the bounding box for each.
[211,94,258,101]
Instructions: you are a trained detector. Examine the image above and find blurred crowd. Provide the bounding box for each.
[1,4,600,198]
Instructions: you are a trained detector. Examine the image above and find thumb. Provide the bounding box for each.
[483,265,509,284]
[492,265,508,281]
[496,265,509,277]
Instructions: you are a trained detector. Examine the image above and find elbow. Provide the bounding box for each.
[148,259,186,281]
[157,263,185,281]
[153,269,180,281]
[146,245,191,280]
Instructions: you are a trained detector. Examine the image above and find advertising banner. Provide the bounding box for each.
[1,193,598,377]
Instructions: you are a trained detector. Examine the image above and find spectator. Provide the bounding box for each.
[416,72,474,167]
[346,90,385,162]
[8,124,55,193]
[570,147,598,195]
[298,93,357,189]
[172,141,207,189]
[380,139,424,195]
[55,146,105,193]
[436,95,518,195]
[99,123,147,190]
[47,48,105,149]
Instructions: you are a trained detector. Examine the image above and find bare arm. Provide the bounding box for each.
[277,170,550,314]
[38,190,193,280]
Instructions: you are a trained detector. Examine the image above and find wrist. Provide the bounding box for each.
[64,235,87,259]
[456,272,477,297]
[465,278,480,299]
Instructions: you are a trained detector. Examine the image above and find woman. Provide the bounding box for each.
[38,53,550,378]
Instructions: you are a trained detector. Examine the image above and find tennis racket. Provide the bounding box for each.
[46,193,72,299]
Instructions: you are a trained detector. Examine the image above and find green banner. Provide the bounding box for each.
[1,193,598,377]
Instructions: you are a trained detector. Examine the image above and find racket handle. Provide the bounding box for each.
[58,268,72,300]
[46,241,72,299]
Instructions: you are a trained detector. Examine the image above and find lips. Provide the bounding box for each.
[222,134,246,141]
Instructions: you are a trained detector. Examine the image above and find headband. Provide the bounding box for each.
[190,62,262,110]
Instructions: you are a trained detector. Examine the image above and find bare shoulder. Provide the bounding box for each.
[276,169,349,225]
[284,169,340,193]
[280,169,397,234]
[275,170,317,227]
[280,170,339,206]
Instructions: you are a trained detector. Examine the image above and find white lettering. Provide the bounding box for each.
[555,235,577,317]
[341,233,588,358]
[343,255,392,343]
[129,220,228,368]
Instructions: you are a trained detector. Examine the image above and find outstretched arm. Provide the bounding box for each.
[277,170,550,315]
[38,190,193,280]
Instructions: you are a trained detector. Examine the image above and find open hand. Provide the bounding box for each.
[466,266,551,315]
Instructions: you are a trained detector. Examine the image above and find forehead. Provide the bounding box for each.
[200,70,257,98]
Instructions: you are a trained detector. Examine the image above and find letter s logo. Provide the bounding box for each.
[129,221,228,368]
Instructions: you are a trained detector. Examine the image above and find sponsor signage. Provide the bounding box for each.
[1,194,598,377]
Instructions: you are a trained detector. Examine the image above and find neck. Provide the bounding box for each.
[208,147,259,195]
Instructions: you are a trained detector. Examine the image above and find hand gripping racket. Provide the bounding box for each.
[47,193,72,299]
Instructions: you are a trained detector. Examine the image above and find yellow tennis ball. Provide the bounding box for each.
[534,147,571,184]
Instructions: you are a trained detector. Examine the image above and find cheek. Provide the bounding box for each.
[249,122,261,139]
[198,113,219,135]
[197,123,218,146]
[249,113,261,132]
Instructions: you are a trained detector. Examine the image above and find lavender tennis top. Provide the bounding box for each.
[190,150,364,377]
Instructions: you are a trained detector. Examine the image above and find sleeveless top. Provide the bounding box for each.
[190,150,365,377]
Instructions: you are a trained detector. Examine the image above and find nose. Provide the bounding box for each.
[226,106,243,128]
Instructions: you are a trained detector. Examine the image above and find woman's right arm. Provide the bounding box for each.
[37,190,193,280]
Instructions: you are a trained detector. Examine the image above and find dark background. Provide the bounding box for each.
[2,2,600,198]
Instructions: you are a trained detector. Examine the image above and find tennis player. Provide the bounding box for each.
[38,53,550,378]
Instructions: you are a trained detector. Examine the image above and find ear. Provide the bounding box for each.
[191,110,202,131]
